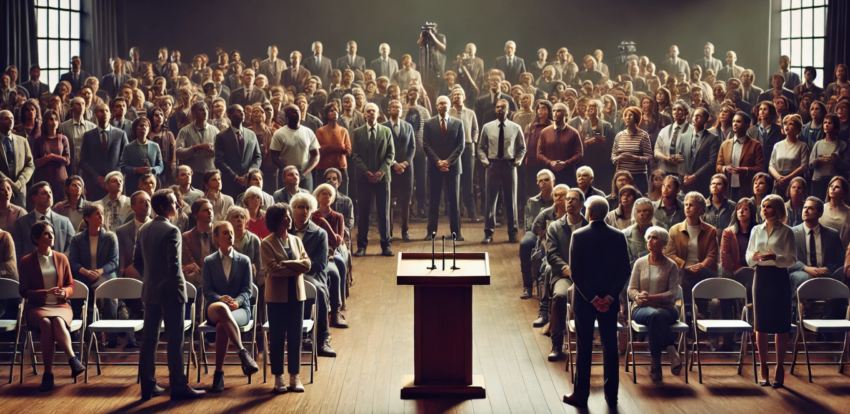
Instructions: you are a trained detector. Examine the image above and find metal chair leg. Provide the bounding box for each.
[27,332,38,376]
[695,328,703,384]
[839,332,848,374]
[801,325,813,382]
[790,327,800,375]
[262,331,268,384]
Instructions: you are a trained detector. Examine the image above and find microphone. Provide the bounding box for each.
[441,235,446,271]
[427,231,437,270]
[451,232,460,270]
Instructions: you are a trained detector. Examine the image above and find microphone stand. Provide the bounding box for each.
[451,232,460,270]
[441,235,446,271]
[427,231,437,270]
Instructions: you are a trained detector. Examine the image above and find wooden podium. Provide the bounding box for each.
[397,251,490,399]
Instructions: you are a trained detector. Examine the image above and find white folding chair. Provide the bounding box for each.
[262,281,317,383]
[0,279,22,383]
[156,283,196,379]
[19,281,88,384]
[564,285,627,383]
[690,278,756,384]
[196,283,258,383]
[85,278,144,383]
[625,286,689,383]
[791,278,850,382]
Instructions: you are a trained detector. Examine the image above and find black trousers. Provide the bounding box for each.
[391,167,413,232]
[355,180,390,250]
[573,295,620,402]
[484,161,518,238]
[427,165,460,236]
[519,232,537,289]
[138,301,187,389]
[413,151,427,215]
[460,145,476,218]
[267,301,304,375]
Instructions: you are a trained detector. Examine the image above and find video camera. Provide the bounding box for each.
[422,22,437,35]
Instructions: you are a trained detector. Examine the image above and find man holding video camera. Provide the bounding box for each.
[418,22,446,88]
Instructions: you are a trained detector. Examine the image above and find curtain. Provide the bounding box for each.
[88,0,125,79]
[1,0,38,73]
[824,0,849,86]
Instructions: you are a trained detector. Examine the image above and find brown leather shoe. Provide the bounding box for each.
[330,311,349,328]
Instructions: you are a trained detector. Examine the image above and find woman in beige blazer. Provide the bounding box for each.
[260,202,310,394]
[628,225,681,384]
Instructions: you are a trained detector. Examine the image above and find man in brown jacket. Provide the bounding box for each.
[716,112,764,202]
[664,192,718,305]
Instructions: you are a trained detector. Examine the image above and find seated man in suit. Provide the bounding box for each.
[20,64,49,100]
[423,96,465,242]
[789,197,846,317]
[0,110,35,208]
[78,103,129,201]
[281,51,311,94]
[494,41,527,86]
[273,166,310,204]
[182,198,216,289]
[12,182,75,264]
[522,169,555,305]
[214,104,262,199]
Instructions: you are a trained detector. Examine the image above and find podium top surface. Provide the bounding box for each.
[396,252,491,286]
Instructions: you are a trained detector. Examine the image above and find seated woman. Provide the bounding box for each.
[19,221,85,391]
[52,176,91,232]
[244,186,272,241]
[68,204,118,326]
[203,221,259,393]
[751,172,773,225]
[604,185,642,230]
[628,225,682,383]
[312,184,349,318]
[784,177,807,227]
[202,170,235,221]
[235,169,275,210]
[606,170,635,211]
[821,175,850,246]
[260,203,310,393]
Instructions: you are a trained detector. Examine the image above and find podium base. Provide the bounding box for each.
[400,375,486,399]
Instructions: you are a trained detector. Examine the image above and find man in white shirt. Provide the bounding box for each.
[96,171,131,232]
[269,104,320,192]
[449,88,480,221]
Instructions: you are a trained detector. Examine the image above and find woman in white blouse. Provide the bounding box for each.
[821,176,850,246]
[768,114,809,196]
[202,170,235,221]
[746,194,796,388]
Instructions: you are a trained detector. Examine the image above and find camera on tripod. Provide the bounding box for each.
[422,22,437,35]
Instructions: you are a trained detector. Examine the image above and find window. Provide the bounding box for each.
[35,0,82,92]
[780,0,827,85]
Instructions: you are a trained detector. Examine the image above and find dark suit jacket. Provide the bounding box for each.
[202,249,253,320]
[0,132,35,203]
[791,224,845,274]
[303,55,333,89]
[423,116,465,177]
[300,220,328,285]
[58,70,92,94]
[102,74,131,99]
[351,123,394,183]
[716,136,764,198]
[681,128,720,197]
[134,216,187,304]
[384,119,415,167]
[336,55,366,73]
[119,140,164,196]
[281,67,312,93]
[258,59,287,86]
[570,220,631,305]
[111,118,132,138]
[494,55,527,85]
[114,218,139,278]
[12,210,75,264]
[214,127,262,198]
[757,88,798,108]
[20,80,49,99]
[474,93,517,129]
[741,85,764,108]
[370,57,399,81]
[68,228,120,286]
[19,251,74,309]
[78,127,128,199]
[747,124,784,172]
[230,87,268,108]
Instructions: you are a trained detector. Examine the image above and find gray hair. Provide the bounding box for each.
[242,186,264,206]
[537,168,555,182]
[312,183,336,204]
[0,110,13,121]
[553,184,570,195]
[672,99,690,116]
[436,95,450,106]
[585,195,609,221]
[226,206,248,221]
[576,166,594,179]
[342,93,355,103]
[105,171,123,185]
[632,197,655,217]
[553,102,569,113]
[761,194,787,222]
[505,40,516,48]
[290,192,317,215]
[805,196,825,213]
[364,102,379,113]
[684,191,706,212]
[644,225,670,247]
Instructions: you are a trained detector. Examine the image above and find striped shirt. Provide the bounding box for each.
[611,129,653,175]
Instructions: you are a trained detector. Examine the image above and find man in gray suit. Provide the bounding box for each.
[135,190,205,401]
[302,41,333,90]
[370,43,398,81]
[716,51,745,83]
[78,103,129,201]
[214,104,262,199]
[281,51,311,94]
[12,182,74,263]
[20,64,49,99]
[777,55,802,91]
[423,96,465,241]
[740,70,764,108]
[0,110,34,208]
[115,191,151,280]
[61,98,96,176]
[258,45,287,87]
[350,103,394,257]
[103,58,130,100]
[693,43,723,78]
[680,108,720,197]
[494,41,527,86]
[229,69,268,108]
[336,41,366,73]
[659,45,690,77]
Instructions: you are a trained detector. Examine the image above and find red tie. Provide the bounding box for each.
[441,118,446,135]
[101,131,108,152]
[235,130,244,153]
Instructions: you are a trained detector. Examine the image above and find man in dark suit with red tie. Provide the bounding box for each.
[423,96,465,241]
[214,104,262,199]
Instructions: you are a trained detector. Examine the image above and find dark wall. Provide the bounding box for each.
[125,0,772,87]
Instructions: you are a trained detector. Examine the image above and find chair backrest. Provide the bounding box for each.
[186,283,196,300]
[70,280,89,300]
[0,278,21,300]
[304,280,317,300]
[692,278,746,301]
[94,278,143,300]
[798,278,850,302]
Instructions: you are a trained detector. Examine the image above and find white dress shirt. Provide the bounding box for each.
[219,247,234,281]
[729,135,747,187]
[746,222,797,268]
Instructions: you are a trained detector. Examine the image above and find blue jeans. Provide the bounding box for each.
[632,306,677,361]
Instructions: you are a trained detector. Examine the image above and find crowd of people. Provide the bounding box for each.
[1,34,849,407]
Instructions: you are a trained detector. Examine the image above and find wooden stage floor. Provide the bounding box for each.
[2,219,850,413]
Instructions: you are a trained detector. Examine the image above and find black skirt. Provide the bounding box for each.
[752,265,792,334]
